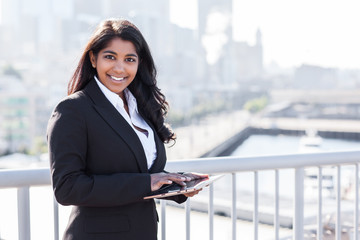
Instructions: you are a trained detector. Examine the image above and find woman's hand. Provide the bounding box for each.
[183,189,202,197]
[181,172,209,198]
[181,172,209,181]
[150,172,191,191]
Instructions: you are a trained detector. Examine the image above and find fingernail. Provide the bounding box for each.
[180,177,186,181]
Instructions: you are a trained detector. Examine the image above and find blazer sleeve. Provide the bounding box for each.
[47,98,152,207]
[163,194,187,204]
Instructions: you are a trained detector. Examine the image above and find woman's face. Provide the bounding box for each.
[90,37,139,99]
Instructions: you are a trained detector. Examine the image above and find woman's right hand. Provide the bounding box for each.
[150,172,191,191]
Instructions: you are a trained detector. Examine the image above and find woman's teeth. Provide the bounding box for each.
[111,76,124,81]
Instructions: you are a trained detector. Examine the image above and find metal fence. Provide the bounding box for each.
[0,150,359,240]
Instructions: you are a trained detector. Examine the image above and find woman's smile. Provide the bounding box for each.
[110,75,126,81]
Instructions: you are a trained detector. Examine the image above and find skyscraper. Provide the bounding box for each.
[198,0,235,86]
[198,0,233,40]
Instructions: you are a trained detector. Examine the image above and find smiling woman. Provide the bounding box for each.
[47,18,207,240]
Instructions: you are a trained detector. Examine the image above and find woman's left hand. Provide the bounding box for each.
[181,172,209,181]
[184,189,202,197]
[181,172,209,198]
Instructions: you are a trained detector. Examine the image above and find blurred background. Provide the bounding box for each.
[0,0,359,160]
[1,1,360,239]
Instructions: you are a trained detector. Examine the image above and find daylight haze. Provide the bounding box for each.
[0,0,359,159]
[1,1,360,239]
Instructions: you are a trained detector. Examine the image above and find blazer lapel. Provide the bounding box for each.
[142,116,166,173]
[149,135,166,173]
[84,80,148,173]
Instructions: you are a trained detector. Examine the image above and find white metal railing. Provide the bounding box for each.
[0,150,359,240]
[0,168,53,240]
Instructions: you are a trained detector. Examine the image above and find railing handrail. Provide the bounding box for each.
[0,167,51,188]
[1,150,359,188]
[165,149,360,173]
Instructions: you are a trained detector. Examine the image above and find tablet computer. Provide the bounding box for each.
[144,174,224,200]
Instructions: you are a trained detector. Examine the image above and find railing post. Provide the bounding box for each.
[336,166,341,240]
[355,164,359,240]
[318,167,323,240]
[254,171,258,240]
[161,200,166,240]
[274,169,279,240]
[53,197,59,240]
[185,199,191,240]
[209,184,214,240]
[294,167,304,240]
[232,173,237,240]
[17,187,31,240]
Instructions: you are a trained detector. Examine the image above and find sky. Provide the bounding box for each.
[0,0,2,24]
[170,0,360,70]
[0,0,359,69]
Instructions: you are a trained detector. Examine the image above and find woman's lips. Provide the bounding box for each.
[110,75,125,81]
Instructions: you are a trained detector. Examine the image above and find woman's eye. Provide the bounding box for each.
[126,58,136,62]
[105,55,115,60]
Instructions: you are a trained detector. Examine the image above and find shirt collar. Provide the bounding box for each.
[94,76,139,113]
[125,88,139,114]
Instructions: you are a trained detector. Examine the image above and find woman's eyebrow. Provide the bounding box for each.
[126,53,138,58]
[103,50,117,55]
[102,50,138,58]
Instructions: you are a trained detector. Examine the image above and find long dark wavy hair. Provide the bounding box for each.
[68,18,175,143]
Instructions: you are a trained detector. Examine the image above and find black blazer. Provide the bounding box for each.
[47,80,186,240]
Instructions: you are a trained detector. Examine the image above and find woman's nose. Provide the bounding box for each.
[113,61,125,73]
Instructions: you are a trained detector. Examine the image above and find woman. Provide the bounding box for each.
[47,18,206,240]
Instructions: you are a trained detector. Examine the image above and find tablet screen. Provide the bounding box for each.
[144,175,223,199]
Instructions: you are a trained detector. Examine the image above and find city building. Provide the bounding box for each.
[294,64,338,89]
[0,75,47,154]
[0,0,269,152]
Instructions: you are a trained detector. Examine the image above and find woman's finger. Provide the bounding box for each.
[184,189,202,197]
[150,172,190,191]
[182,172,209,180]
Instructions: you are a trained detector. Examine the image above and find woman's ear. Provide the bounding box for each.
[89,51,96,68]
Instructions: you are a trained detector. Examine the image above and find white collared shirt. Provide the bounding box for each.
[94,76,157,169]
